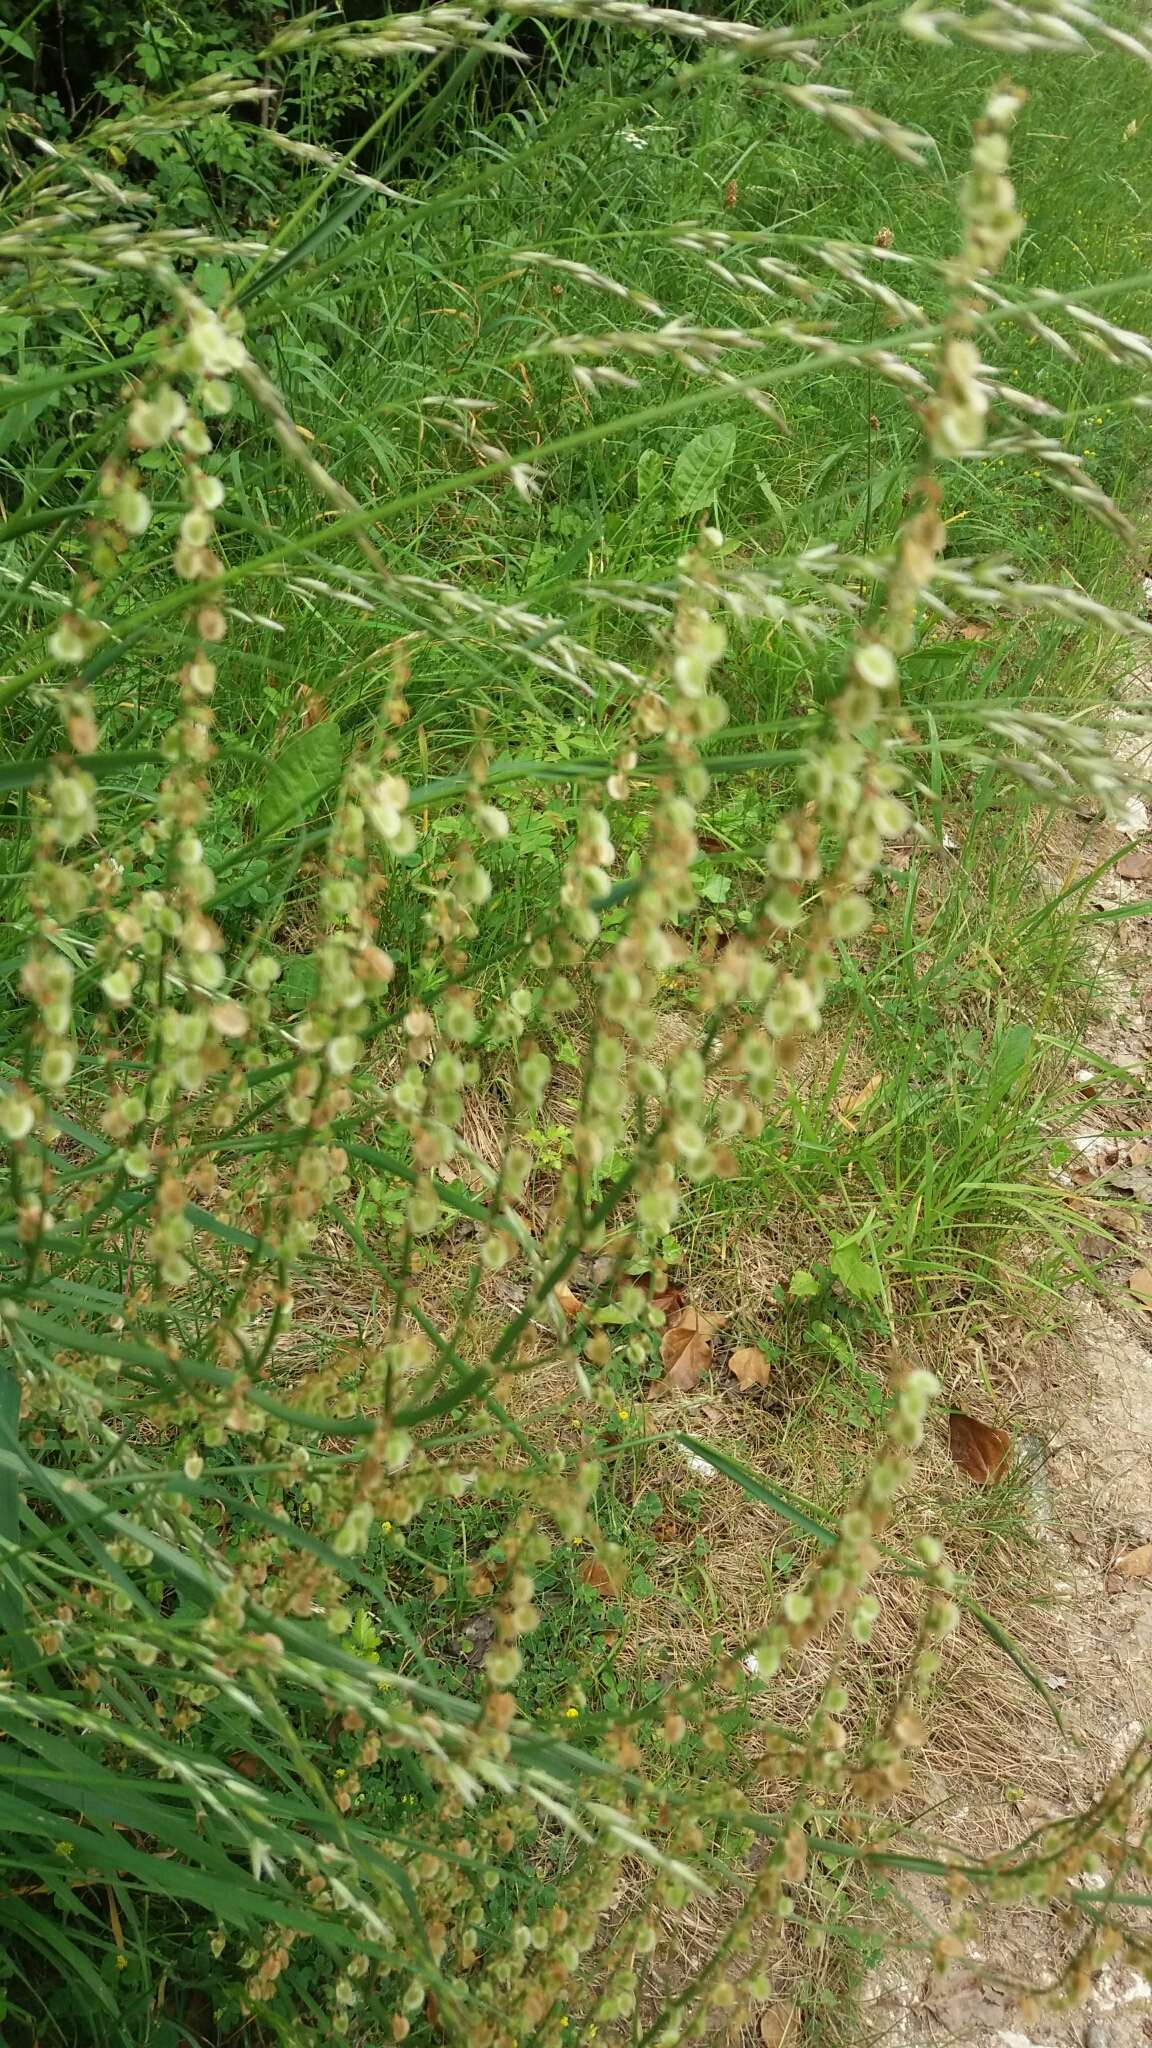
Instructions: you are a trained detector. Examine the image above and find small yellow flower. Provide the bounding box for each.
[115,1954,128,1972]
[565,1706,579,1719]
[616,1406,630,1422]
[55,1840,74,1858]
[335,1766,347,1777]
[382,1520,392,1534]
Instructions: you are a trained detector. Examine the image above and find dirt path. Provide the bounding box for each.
[862,719,1152,2045]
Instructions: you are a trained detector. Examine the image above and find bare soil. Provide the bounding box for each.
[862,718,1152,2048]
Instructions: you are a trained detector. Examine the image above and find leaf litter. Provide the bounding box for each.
[948,1409,1012,1484]
[727,1345,773,1391]
[1107,1542,1152,1588]
[659,1304,720,1392]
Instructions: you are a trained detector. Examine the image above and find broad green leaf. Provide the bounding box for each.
[258,721,344,835]
[788,1268,820,1299]
[671,422,737,516]
[829,1239,883,1300]
[279,955,319,1011]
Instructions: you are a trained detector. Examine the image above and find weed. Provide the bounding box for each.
[0,6,1150,2044]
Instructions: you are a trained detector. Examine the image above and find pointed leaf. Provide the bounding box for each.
[728,1346,772,1391]
[659,1306,717,1391]
[965,1598,1066,1733]
[637,448,664,499]
[671,422,737,516]
[676,1437,836,1546]
[259,721,344,835]
[829,1239,882,1300]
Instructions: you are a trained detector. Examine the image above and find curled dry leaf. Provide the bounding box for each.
[1108,1541,1152,1588]
[728,1345,773,1391]
[758,2008,797,2048]
[948,1409,1012,1485]
[659,1304,718,1392]
[1116,844,1152,882]
[553,1279,583,1319]
[1128,1266,1152,1310]
[295,684,327,727]
[579,1554,616,1599]
[835,1071,882,1124]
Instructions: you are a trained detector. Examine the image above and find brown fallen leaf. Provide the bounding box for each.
[651,1283,685,1317]
[579,1555,616,1598]
[758,2008,797,2048]
[836,1071,882,1123]
[296,685,328,728]
[728,1345,773,1391]
[553,1280,583,1318]
[660,1305,718,1392]
[1109,1541,1152,1585]
[1129,1266,1152,1310]
[1117,845,1152,882]
[957,620,991,642]
[948,1410,1012,1485]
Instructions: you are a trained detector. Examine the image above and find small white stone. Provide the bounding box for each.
[1115,794,1149,836]
[677,1447,716,1480]
[1091,1967,1152,2012]
[1069,1131,1117,1166]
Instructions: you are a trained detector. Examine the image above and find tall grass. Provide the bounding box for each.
[1,5,1151,2040]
